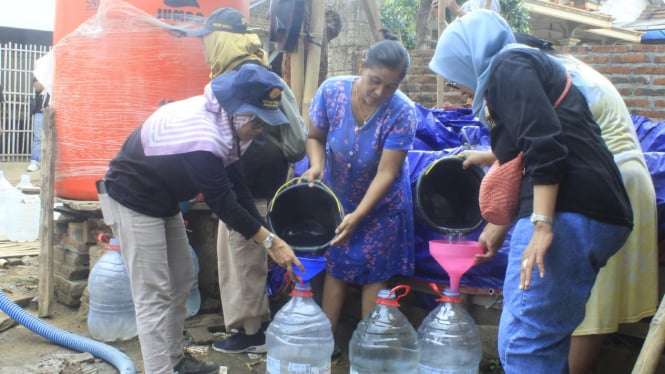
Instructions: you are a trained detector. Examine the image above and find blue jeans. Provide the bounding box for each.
[498,213,631,374]
[30,112,43,164]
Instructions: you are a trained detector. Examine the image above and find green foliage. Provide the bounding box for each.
[444,0,531,33]
[500,0,531,34]
[379,0,420,49]
[379,0,531,50]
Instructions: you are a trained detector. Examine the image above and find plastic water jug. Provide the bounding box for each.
[87,236,137,342]
[0,171,16,238]
[349,285,420,373]
[417,285,482,373]
[265,280,334,373]
[186,244,201,318]
[5,174,40,242]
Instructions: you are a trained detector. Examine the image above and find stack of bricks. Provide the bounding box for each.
[53,217,110,307]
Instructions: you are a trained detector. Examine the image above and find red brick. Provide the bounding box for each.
[634,66,665,75]
[594,45,631,53]
[596,65,632,74]
[582,55,610,64]
[624,98,651,108]
[632,45,665,53]
[613,54,647,64]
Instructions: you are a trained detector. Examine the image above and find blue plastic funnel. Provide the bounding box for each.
[294,255,327,283]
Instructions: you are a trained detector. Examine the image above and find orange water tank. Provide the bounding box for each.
[53,0,250,44]
[52,0,249,200]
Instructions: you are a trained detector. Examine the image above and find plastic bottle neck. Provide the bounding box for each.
[290,282,313,298]
[108,238,121,251]
[375,286,409,307]
[436,288,462,303]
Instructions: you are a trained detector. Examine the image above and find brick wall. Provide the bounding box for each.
[401,44,665,121]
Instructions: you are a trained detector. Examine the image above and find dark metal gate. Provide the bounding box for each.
[1,42,50,162]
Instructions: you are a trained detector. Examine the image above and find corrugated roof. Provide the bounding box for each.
[616,3,665,31]
[526,0,643,43]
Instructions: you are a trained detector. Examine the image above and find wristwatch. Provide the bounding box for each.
[530,213,553,225]
[262,233,275,250]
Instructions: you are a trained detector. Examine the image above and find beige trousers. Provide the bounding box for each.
[108,197,193,374]
[217,199,271,331]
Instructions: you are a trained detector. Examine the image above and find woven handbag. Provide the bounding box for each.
[479,72,572,225]
[479,152,525,225]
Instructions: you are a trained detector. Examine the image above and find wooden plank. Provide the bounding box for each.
[359,0,384,43]
[0,240,40,258]
[633,295,665,373]
[0,316,19,332]
[38,107,55,318]
[436,1,447,108]
[56,198,100,211]
[0,296,33,332]
[0,240,39,249]
[0,249,40,258]
[300,0,325,130]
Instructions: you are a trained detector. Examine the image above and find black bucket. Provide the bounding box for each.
[415,156,484,234]
[267,179,344,256]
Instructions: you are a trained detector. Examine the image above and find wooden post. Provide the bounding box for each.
[38,107,55,318]
[290,38,306,113]
[360,0,384,43]
[300,0,325,127]
[436,1,448,108]
[632,295,665,373]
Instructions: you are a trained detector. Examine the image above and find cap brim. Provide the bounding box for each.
[235,103,288,126]
[183,27,212,37]
[165,24,211,37]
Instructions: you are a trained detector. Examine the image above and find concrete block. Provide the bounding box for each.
[54,275,87,307]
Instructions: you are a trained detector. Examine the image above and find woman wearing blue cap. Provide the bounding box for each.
[102,64,304,374]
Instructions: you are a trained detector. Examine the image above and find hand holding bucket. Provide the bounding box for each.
[267,178,344,256]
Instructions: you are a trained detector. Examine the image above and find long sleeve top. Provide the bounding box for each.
[105,85,263,239]
[485,48,633,228]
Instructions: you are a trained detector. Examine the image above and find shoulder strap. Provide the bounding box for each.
[553,72,572,109]
[484,70,573,129]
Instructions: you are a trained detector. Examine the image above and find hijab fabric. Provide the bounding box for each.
[202,30,269,78]
[429,9,515,122]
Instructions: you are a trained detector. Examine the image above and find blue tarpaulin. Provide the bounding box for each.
[641,30,665,44]
[285,107,665,294]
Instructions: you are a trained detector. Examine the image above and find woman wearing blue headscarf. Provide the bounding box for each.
[430,10,633,373]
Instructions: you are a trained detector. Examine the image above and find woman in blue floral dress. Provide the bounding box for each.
[300,40,417,343]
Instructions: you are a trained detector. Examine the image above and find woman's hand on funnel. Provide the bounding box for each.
[476,223,510,263]
[267,235,305,276]
[459,150,496,169]
[330,212,361,246]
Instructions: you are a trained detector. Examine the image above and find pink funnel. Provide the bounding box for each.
[429,240,483,293]
[293,255,326,283]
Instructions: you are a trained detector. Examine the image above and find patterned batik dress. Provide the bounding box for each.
[309,76,417,284]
